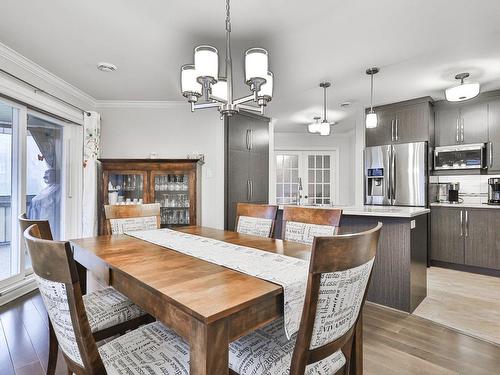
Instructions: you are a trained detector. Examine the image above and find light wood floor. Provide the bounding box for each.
[414,266,500,345]
[1,291,499,374]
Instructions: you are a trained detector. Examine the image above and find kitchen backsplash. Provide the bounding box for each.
[430,174,500,204]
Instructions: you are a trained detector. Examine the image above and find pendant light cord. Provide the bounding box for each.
[370,72,374,111]
[323,85,327,122]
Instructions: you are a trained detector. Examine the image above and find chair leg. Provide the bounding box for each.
[47,321,58,375]
[341,336,355,375]
[67,365,72,374]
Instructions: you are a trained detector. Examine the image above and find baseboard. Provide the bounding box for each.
[0,277,38,306]
[430,260,500,278]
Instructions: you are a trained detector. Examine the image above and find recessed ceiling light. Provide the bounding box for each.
[97,62,117,72]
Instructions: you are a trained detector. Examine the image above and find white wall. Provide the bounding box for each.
[273,130,356,205]
[98,103,225,229]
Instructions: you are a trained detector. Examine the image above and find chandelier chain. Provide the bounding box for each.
[225,0,231,32]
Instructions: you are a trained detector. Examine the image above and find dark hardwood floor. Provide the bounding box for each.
[1,291,499,374]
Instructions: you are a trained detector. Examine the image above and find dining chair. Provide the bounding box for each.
[104,203,161,234]
[228,222,382,375]
[23,224,190,375]
[235,203,278,238]
[19,214,154,375]
[282,206,343,244]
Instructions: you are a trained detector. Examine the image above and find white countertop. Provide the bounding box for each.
[279,205,430,218]
[430,202,500,209]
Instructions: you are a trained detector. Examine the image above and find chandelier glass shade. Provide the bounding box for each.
[365,110,378,129]
[307,82,333,136]
[180,0,273,116]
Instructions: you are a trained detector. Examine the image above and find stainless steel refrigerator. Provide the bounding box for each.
[365,142,427,206]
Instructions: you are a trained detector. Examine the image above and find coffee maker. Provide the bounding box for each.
[488,178,500,205]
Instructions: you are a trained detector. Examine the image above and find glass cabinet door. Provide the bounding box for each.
[153,172,191,226]
[106,172,146,205]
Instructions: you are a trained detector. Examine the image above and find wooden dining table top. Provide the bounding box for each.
[71,226,312,323]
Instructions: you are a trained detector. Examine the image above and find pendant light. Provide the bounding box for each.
[365,67,379,129]
[307,82,334,136]
[445,73,480,102]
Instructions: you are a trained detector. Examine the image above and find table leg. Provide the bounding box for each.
[190,319,229,375]
[350,314,363,375]
[75,261,87,295]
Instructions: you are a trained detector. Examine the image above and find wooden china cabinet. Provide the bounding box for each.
[97,159,202,235]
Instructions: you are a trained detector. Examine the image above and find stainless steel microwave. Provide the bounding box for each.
[434,143,487,170]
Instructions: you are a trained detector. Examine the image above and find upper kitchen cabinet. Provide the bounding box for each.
[365,97,434,147]
[488,98,500,171]
[434,100,488,146]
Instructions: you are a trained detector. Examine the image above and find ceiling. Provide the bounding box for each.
[1,0,500,133]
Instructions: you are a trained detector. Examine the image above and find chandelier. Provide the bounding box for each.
[308,82,334,136]
[180,0,273,116]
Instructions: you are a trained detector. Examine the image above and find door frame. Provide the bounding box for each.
[271,147,340,206]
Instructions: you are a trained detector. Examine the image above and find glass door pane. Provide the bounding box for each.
[26,115,63,245]
[0,102,14,282]
[275,154,300,205]
[306,153,335,206]
[107,173,145,205]
[153,173,190,226]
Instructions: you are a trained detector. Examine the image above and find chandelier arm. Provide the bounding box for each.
[238,103,263,113]
[192,102,222,110]
[233,94,256,105]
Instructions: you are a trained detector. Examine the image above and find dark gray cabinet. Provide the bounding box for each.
[434,101,488,146]
[488,99,500,171]
[431,206,500,270]
[430,207,464,264]
[365,97,433,147]
[464,209,500,269]
[225,112,270,230]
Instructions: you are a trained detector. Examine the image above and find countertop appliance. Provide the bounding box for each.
[488,178,500,204]
[365,142,427,207]
[447,182,460,203]
[430,182,461,203]
[434,143,486,170]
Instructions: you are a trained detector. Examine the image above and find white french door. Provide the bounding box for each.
[0,97,83,292]
[274,150,338,206]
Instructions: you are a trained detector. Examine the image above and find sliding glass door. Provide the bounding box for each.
[0,97,82,290]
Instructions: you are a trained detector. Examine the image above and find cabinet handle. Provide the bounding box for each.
[460,210,463,237]
[489,141,493,168]
[461,116,465,143]
[250,179,253,201]
[465,210,469,237]
[249,129,253,150]
[391,120,395,142]
[245,129,250,150]
[395,118,399,141]
[456,117,460,143]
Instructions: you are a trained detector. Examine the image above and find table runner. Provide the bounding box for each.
[127,228,309,338]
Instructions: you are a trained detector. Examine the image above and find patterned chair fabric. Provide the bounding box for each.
[236,215,273,238]
[36,276,85,366]
[229,318,346,375]
[35,276,148,367]
[99,321,190,375]
[284,221,336,245]
[83,287,147,332]
[109,216,158,234]
[310,258,374,349]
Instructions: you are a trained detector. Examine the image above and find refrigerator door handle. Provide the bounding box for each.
[391,148,396,200]
[387,146,392,201]
[460,210,463,236]
[456,116,460,143]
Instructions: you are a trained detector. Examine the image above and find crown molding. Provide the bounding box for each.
[95,100,186,109]
[0,41,96,107]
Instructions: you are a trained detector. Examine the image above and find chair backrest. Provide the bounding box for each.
[282,206,342,244]
[104,203,161,234]
[235,203,278,238]
[290,222,382,375]
[18,213,53,240]
[23,224,105,374]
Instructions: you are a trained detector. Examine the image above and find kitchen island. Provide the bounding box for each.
[276,205,430,313]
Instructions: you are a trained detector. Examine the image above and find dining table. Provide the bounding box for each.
[71,226,363,375]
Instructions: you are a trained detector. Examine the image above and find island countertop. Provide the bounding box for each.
[279,205,430,218]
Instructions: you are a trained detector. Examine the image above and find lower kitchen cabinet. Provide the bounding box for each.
[431,206,500,271]
[464,209,500,269]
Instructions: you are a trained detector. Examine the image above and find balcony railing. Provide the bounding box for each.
[0,195,35,245]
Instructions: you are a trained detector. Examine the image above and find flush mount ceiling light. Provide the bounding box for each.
[180,0,273,117]
[365,67,379,129]
[97,62,117,72]
[445,73,480,102]
[308,82,334,136]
